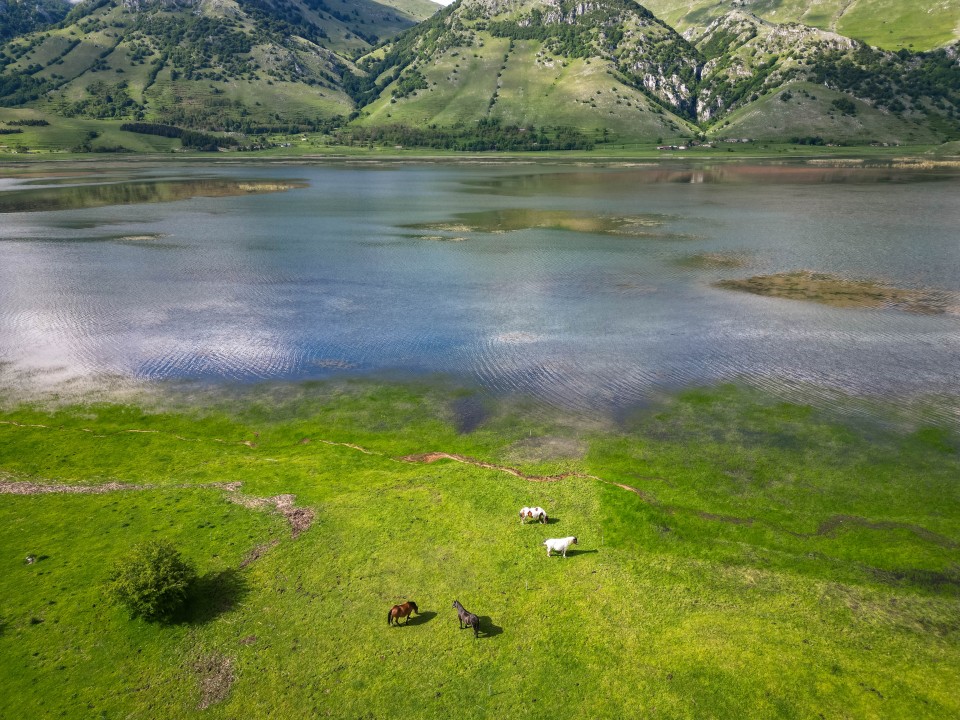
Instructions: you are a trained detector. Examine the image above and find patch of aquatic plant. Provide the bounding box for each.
[716,270,957,314]
[399,233,469,243]
[403,208,675,236]
[676,251,752,269]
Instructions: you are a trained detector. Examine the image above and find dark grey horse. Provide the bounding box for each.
[452,599,480,639]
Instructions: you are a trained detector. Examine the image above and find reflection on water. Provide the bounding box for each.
[461,163,959,195]
[0,178,306,213]
[0,162,958,424]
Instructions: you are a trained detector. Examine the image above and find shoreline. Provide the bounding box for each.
[1,143,959,169]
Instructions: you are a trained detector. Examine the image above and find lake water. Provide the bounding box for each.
[1,160,958,420]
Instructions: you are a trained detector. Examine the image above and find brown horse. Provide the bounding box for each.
[387,601,419,626]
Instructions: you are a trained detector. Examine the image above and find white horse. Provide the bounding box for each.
[544,536,577,557]
[519,506,548,524]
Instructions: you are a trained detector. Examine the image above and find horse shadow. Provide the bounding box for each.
[477,617,503,639]
[403,611,437,627]
[521,516,559,526]
[562,549,599,558]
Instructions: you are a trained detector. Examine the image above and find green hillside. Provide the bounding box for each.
[352,1,960,146]
[0,0,957,149]
[352,0,707,142]
[711,82,943,145]
[692,11,960,143]
[640,0,960,51]
[0,0,440,134]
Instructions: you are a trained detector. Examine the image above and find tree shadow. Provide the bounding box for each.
[478,617,503,639]
[401,610,437,627]
[181,568,250,625]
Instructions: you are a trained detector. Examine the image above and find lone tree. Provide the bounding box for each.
[108,540,197,621]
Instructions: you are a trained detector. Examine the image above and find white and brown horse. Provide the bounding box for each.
[519,506,548,524]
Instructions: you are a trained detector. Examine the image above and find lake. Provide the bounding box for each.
[1,160,958,421]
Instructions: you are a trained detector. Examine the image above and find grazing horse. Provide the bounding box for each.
[544,536,578,557]
[452,599,480,639]
[519,506,548,524]
[387,601,419,626]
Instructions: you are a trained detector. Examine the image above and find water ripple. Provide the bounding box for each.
[1,163,958,425]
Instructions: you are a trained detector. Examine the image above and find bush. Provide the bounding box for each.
[830,97,857,116]
[108,541,197,621]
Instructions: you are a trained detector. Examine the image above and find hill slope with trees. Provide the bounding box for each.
[0,0,957,148]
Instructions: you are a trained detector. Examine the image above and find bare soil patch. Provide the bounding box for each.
[226,493,315,538]
[0,479,149,495]
[0,478,240,495]
[194,653,234,710]
[401,452,596,483]
[240,539,281,568]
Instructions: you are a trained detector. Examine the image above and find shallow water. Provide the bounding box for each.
[0,161,958,420]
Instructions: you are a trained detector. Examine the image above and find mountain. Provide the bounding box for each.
[0,0,71,43]
[0,0,439,132]
[351,0,703,141]
[352,2,960,144]
[0,0,958,148]
[639,0,960,52]
[694,11,960,143]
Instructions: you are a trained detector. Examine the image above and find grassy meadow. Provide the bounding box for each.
[0,381,958,718]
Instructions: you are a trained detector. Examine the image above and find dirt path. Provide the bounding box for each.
[0,479,241,495]
[0,476,311,538]
[400,451,602,483]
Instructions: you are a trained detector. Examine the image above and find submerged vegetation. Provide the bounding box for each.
[717,271,958,314]
[403,208,673,235]
[0,381,957,717]
[675,251,750,269]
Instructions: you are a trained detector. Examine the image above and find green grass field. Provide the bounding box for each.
[1,381,957,718]
[0,107,182,153]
